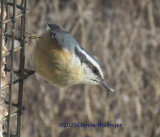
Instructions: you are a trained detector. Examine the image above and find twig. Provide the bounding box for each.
[2,46,21,57]
[0,111,18,122]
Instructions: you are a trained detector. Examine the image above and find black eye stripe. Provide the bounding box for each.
[92,67,98,74]
[74,47,101,78]
[75,47,95,67]
[92,67,101,78]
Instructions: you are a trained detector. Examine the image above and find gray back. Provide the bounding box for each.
[47,23,80,53]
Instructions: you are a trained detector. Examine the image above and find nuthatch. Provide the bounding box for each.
[33,23,116,92]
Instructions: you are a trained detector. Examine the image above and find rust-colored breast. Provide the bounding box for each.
[33,31,86,87]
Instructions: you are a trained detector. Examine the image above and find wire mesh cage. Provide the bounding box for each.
[0,0,34,136]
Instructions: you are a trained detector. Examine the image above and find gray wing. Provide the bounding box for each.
[47,23,80,53]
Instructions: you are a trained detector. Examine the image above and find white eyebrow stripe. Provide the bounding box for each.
[77,46,104,78]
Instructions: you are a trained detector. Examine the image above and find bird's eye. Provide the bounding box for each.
[92,68,99,74]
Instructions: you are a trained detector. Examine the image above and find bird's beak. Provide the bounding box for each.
[98,78,117,92]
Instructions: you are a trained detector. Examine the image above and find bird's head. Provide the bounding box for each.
[72,46,116,92]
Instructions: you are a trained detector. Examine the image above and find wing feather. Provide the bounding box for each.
[47,23,80,53]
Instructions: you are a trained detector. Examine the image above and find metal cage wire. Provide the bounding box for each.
[0,0,29,136]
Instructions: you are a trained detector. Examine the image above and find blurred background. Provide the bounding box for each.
[12,0,160,136]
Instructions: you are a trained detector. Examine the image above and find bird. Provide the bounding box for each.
[33,23,116,92]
